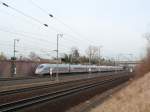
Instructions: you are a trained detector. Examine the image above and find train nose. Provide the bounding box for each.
[35,69,41,74]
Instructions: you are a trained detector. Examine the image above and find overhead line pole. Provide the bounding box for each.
[98,46,103,66]
[12,39,19,77]
[56,34,63,81]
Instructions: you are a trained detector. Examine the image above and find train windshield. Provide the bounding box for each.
[38,65,44,69]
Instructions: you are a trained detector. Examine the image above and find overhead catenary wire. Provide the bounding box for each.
[0,40,72,59]
[28,0,98,45]
[0,0,97,46]
[0,1,67,34]
[0,8,46,32]
[0,1,49,27]
[0,42,71,58]
[0,37,70,59]
[0,1,83,46]
[0,0,99,58]
[0,40,71,59]
[0,26,86,50]
[0,28,73,49]
[0,25,84,46]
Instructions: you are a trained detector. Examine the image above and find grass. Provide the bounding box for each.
[90,72,150,112]
[90,44,150,112]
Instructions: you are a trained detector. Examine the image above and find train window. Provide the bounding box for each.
[38,65,44,69]
[44,67,49,71]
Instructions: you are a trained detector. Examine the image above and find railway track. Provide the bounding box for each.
[0,71,129,91]
[0,72,132,112]
[0,77,39,81]
[0,72,120,87]
[0,74,123,104]
[0,72,127,96]
[0,71,118,81]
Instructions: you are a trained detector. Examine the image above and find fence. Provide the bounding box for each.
[0,60,47,78]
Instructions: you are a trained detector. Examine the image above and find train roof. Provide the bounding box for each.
[38,64,123,68]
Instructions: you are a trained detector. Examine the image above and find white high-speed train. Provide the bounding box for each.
[35,64,124,75]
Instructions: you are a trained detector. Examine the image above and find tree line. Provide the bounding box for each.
[60,46,114,65]
[0,46,115,65]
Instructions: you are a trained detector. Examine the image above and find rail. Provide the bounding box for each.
[0,74,131,112]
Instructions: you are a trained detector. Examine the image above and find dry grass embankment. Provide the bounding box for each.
[90,72,150,112]
[90,45,150,112]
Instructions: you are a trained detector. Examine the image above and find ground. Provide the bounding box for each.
[90,72,150,112]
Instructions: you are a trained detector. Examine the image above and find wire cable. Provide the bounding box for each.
[28,0,98,45]
[0,26,86,49]
[0,1,96,46]
[0,1,49,27]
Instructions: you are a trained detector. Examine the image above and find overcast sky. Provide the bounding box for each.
[0,0,149,60]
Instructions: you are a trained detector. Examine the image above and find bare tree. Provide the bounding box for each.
[0,52,7,60]
[69,47,80,63]
[71,47,80,58]
[86,45,98,60]
[28,52,40,61]
[144,33,150,42]
[143,33,150,57]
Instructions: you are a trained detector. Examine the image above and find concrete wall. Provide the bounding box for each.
[0,60,44,78]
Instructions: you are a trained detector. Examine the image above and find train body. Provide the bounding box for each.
[35,64,124,75]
